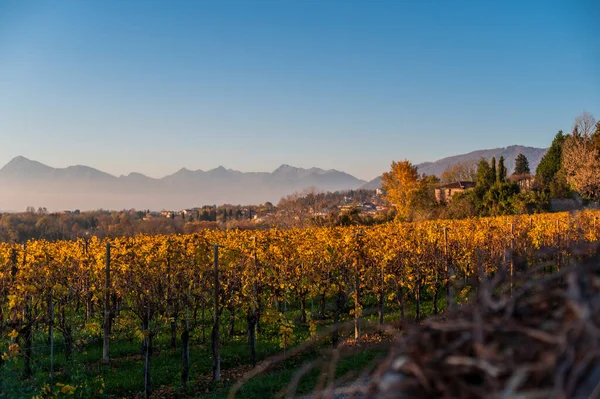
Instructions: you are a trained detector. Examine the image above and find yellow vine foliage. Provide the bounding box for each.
[0,210,598,352]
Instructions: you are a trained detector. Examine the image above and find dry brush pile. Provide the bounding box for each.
[292,243,600,399]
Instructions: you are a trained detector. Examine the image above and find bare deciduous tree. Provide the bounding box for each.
[562,114,600,199]
[274,187,325,228]
[573,112,596,137]
[440,160,479,183]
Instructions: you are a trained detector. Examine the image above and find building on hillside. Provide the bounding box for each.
[361,202,377,212]
[435,181,476,203]
[161,210,175,218]
[510,174,535,191]
[143,211,161,221]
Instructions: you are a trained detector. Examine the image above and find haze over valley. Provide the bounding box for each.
[0,145,547,211]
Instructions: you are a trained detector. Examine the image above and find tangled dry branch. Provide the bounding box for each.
[231,242,600,399]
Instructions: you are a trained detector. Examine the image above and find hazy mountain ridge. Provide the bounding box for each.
[0,146,548,210]
[0,157,367,211]
[1,156,115,181]
[361,145,548,190]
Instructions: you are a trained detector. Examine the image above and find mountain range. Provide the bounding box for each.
[0,157,365,211]
[0,145,548,211]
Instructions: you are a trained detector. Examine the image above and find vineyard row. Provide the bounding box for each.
[1,210,599,397]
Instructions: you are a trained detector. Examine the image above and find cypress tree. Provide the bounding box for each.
[490,157,497,186]
[536,131,566,189]
[514,153,530,175]
[497,156,507,182]
[476,159,492,189]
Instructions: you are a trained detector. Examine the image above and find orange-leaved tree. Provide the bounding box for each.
[381,160,421,221]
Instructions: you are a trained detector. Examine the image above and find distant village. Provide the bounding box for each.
[140,187,389,224]
[0,188,392,242]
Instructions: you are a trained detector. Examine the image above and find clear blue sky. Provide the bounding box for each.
[0,0,598,180]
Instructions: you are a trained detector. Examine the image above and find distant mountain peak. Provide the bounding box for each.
[273,164,297,173]
[273,164,329,175]
[3,155,43,167]
[65,164,106,172]
[125,172,150,178]
[307,167,327,174]
[0,156,54,176]
[61,165,116,179]
[207,166,236,176]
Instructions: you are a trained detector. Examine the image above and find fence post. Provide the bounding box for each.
[212,244,221,382]
[103,242,111,364]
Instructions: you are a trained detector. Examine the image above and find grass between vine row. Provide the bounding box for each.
[2,297,442,398]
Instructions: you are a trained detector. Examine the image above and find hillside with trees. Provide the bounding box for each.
[380,112,599,221]
[361,145,548,190]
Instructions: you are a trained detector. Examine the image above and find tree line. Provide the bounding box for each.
[382,112,600,221]
[0,189,389,242]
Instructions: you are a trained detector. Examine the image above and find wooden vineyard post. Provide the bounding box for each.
[248,237,258,368]
[509,223,515,296]
[49,292,54,388]
[212,244,221,382]
[103,242,111,364]
[443,227,454,312]
[354,230,364,344]
[415,260,421,322]
[530,216,533,230]
[432,243,439,316]
[144,306,152,399]
[168,245,177,350]
[354,257,360,343]
[22,244,33,379]
[182,308,190,387]
[556,220,561,272]
[378,258,385,325]
[84,237,90,322]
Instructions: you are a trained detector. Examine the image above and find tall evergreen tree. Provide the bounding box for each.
[497,156,507,182]
[513,153,530,175]
[491,157,497,183]
[476,159,493,189]
[593,121,600,151]
[536,131,567,189]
